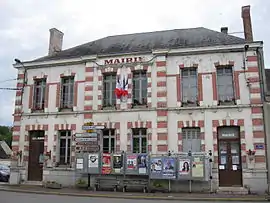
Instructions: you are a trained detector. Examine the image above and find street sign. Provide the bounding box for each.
[75,133,98,137]
[75,145,100,152]
[75,137,97,142]
[82,125,105,130]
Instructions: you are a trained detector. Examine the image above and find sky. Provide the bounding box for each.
[0,0,269,126]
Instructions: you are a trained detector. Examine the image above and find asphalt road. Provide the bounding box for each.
[0,191,267,203]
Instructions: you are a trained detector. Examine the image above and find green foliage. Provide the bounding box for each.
[0,126,12,147]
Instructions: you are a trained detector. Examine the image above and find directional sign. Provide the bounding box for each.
[75,133,98,137]
[82,125,105,130]
[75,137,97,142]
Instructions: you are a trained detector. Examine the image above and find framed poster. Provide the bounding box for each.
[179,159,191,176]
[138,154,148,174]
[150,157,162,178]
[102,153,111,174]
[126,154,137,170]
[162,157,176,179]
[88,154,99,168]
[112,154,123,173]
[192,157,204,178]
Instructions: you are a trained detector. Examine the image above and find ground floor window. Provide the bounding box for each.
[58,130,71,165]
[103,129,115,153]
[132,128,147,153]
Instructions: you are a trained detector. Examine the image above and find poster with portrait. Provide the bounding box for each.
[179,159,191,176]
[192,157,204,178]
[126,154,137,170]
[150,157,162,178]
[162,157,176,179]
[113,154,123,173]
[137,154,147,174]
[88,154,99,168]
[102,153,111,174]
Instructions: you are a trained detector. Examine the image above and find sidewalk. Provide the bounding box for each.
[0,184,268,202]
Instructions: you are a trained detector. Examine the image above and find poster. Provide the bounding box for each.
[76,158,83,169]
[88,154,99,168]
[113,154,123,173]
[138,154,147,174]
[126,155,137,170]
[192,157,204,178]
[150,158,162,175]
[162,157,176,178]
[179,159,190,175]
[102,153,111,174]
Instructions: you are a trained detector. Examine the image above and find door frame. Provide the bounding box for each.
[28,130,45,181]
[217,126,243,187]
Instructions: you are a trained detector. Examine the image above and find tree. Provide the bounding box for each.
[0,126,12,147]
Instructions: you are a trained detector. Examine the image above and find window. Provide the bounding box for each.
[182,127,201,152]
[103,129,115,153]
[181,68,198,106]
[103,74,116,107]
[132,128,147,153]
[132,71,147,106]
[58,130,71,165]
[61,77,74,108]
[33,79,46,110]
[216,67,235,105]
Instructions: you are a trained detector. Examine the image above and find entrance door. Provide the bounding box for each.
[28,131,45,181]
[218,126,242,187]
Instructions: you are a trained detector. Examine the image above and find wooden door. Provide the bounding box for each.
[218,127,242,187]
[28,131,44,181]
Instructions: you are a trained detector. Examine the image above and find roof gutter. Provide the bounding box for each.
[13,41,263,69]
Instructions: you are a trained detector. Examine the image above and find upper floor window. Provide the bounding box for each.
[33,79,46,110]
[181,68,198,106]
[132,128,147,153]
[216,67,235,105]
[103,129,115,153]
[58,130,71,165]
[103,74,116,108]
[132,71,147,107]
[182,127,201,153]
[61,76,74,109]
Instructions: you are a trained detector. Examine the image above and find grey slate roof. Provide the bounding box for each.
[32,27,246,62]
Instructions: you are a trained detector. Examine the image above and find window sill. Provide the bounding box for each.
[181,103,199,107]
[31,109,45,113]
[218,101,236,106]
[101,106,117,110]
[59,108,73,112]
[131,104,148,109]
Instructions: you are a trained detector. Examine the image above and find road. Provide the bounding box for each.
[0,191,266,203]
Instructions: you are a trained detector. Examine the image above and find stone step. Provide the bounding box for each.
[22,181,42,186]
[217,187,249,195]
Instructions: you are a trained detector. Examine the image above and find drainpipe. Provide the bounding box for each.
[256,46,270,194]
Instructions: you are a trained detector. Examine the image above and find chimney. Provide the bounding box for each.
[241,5,253,42]
[48,28,64,56]
[221,27,228,34]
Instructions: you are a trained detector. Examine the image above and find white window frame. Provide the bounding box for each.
[60,77,74,108]
[216,66,235,104]
[103,74,116,107]
[132,128,147,153]
[103,129,115,153]
[132,71,147,106]
[33,79,46,110]
[181,67,198,106]
[182,127,201,153]
[58,130,72,165]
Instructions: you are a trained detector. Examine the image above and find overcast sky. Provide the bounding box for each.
[0,0,269,126]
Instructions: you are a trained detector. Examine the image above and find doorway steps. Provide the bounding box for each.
[22,181,43,186]
[217,187,249,195]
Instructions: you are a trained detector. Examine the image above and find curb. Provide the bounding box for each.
[0,187,268,202]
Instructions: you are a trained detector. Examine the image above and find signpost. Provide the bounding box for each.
[75,122,104,153]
